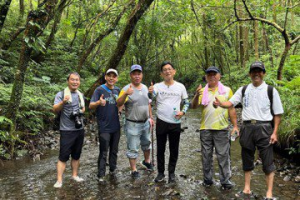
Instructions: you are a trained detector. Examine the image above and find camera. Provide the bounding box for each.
[70,110,83,129]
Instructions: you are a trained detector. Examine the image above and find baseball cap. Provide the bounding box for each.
[130,64,142,73]
[205,66,220,74]
[106,68,118,76]
[249,61,266,73]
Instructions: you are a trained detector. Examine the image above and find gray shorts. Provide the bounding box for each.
[239,122,275,174]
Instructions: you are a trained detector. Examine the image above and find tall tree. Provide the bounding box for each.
[77,1,132,73]
[225,0,300,80]
[5,0,57,125]
[85,0,154,97]
[0,0,12,33]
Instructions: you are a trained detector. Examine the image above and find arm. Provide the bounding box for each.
[228,106,239,135]
[191,94,200,109]
[148,104,154,127]
[175,98,190,119]
[191,84,202,109]
[116,85,133,107]
[116,92,128,107]
[89,94,106,110]
[214,98,234,108]
[270,115,281,144]
[53,94,70,113]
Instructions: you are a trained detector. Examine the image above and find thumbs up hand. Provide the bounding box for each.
[213,97,221,108]
[99,94,106,106]
[149,82,154,94]
[126,85,134,96]
[195,84,202,96]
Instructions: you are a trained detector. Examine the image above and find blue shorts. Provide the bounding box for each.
[124,120,151,159]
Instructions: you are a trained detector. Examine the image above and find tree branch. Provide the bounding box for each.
[283,0,290,30]
[291,35,300,45]
[242,0,253,19]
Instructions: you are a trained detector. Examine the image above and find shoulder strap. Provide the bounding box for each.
[241,85,248,99]
[267,85,274,116]
[101,84,112,94]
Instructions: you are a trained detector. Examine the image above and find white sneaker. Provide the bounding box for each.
[72,176,84,182]
[53,181,62,188]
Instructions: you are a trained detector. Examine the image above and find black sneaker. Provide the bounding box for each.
[168,173,176,183]
[202,180,213,187]
[154,173,165,182]
[222,183,233,190]
[141,160,154,171]
[131,171,140,179]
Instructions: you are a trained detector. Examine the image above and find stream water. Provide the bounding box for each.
[0,110,299,199]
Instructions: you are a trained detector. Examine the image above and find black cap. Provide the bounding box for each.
[205,66,220,74]
[250,61,266,73]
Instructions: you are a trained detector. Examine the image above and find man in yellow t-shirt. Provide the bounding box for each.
[191,66,238,190]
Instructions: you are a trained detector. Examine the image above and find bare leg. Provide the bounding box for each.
[243,171,251,194]
[265,171,275,198]
[71,159,80,177]
[143,149,151,163]
[57,160,66,183]
[129,158,137,171]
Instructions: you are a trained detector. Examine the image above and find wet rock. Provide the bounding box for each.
[283,175,291,182]
[195,129,200,132]
[294,175,300,183]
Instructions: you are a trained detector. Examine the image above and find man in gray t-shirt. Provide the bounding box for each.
[117,65,154,179]
[52,72,85,188]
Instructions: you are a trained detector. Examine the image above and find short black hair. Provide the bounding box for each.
[67,72,80,80]
[160,61,175,72]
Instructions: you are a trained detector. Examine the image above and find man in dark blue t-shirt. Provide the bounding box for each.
[89,69,121,181]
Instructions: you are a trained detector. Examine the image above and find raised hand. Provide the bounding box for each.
[213,97,221,107]
[99,94,106,106]
[149,82,154,94]
[126,84,134,95]
[63,95,70,104]
[195,84,202,96]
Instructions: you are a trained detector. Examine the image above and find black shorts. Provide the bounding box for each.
[59,129,84,162]
[239,122,275,174]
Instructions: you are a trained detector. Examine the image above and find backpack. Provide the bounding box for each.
[235,85,274,127]
[53,90,64,131]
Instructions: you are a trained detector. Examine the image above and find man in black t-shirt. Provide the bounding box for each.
[90,69,121,182]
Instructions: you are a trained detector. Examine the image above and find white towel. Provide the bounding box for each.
[64,87,85,108]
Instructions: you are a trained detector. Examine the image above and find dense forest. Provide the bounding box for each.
[0,0,299,160]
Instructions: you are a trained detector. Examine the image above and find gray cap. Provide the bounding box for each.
[205,66,220,74]
[130,64,142,73]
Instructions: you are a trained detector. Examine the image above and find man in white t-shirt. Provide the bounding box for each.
[214,61,284,200]
[149,61,189,183]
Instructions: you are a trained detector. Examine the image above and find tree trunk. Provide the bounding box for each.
[235,24,239,63]
[5,0,56,124]
[239,23,245,68]
[0,0,13,33]
[202,13,209,69]
[77,4,128,73]
[19,0,24,17]
[85,0,154,98]
[277,44,291,80]
[243,26,249,62]
[254,21,259,60]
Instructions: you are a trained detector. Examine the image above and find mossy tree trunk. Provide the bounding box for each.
[5,0,57,125]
